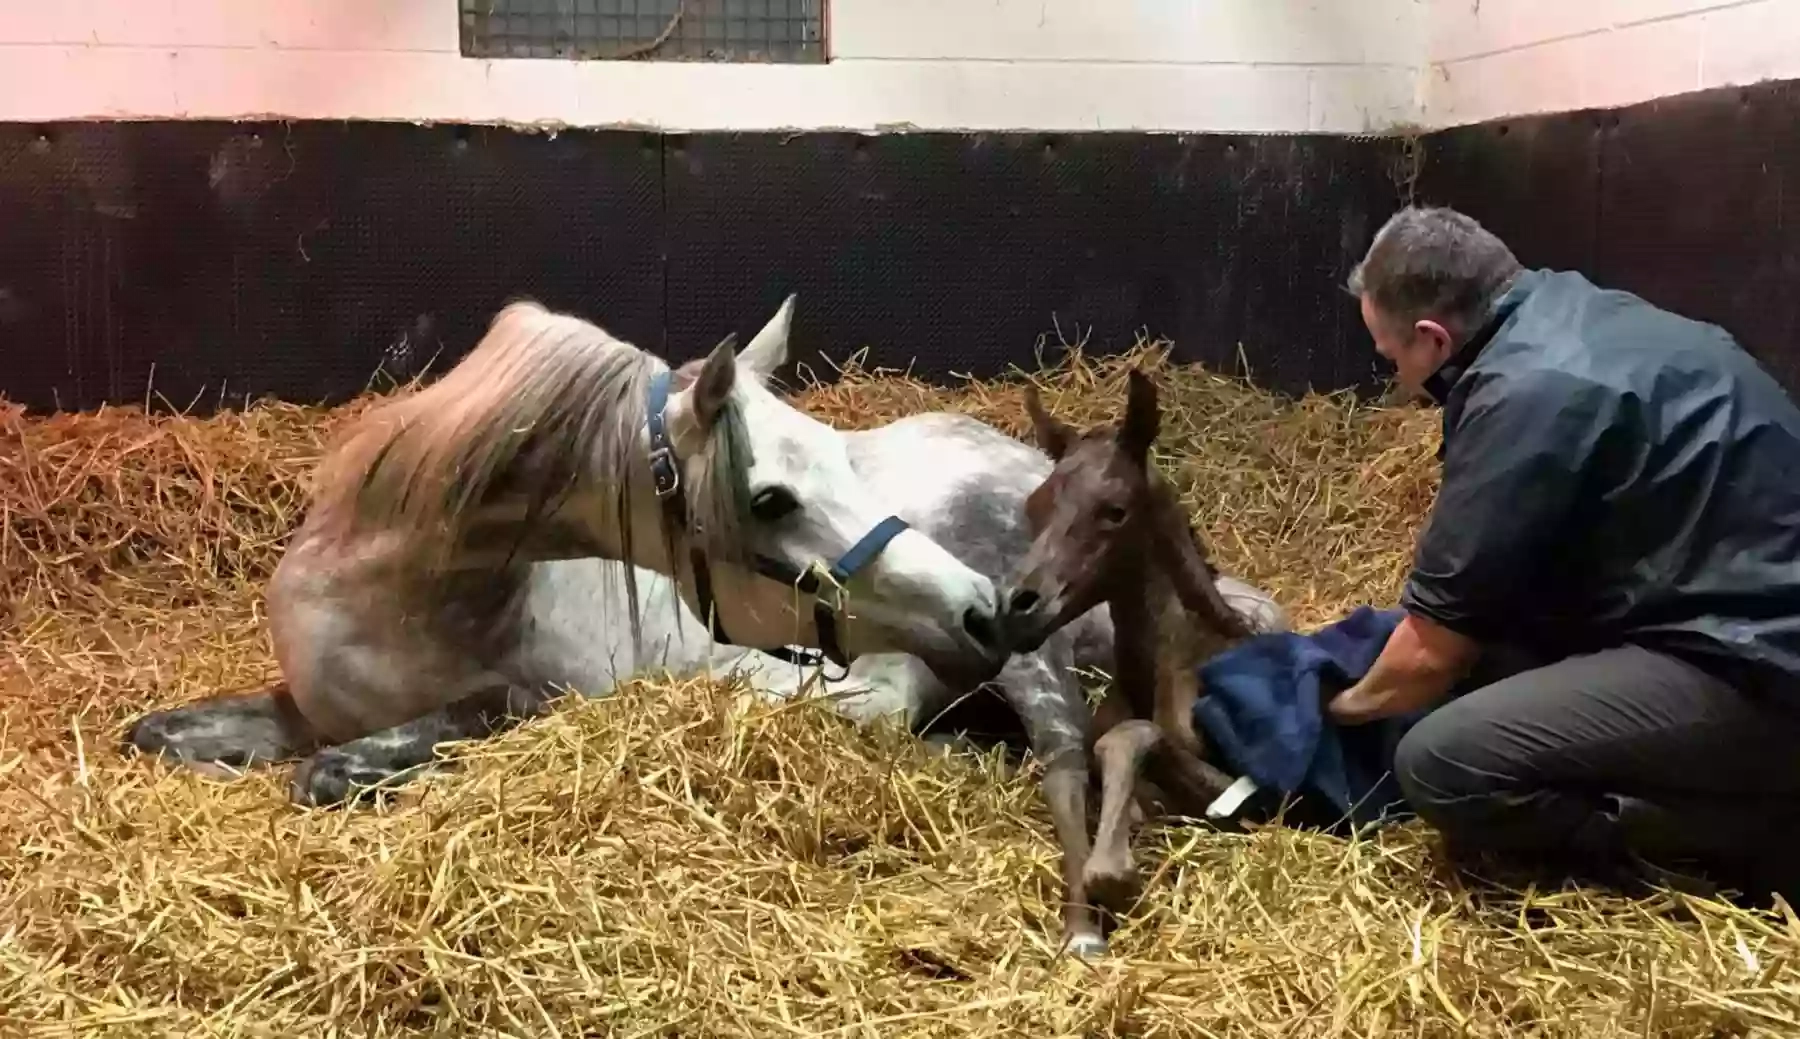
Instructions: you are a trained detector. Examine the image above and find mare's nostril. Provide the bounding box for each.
[1007,587,1041,616]
[962,605,999,649]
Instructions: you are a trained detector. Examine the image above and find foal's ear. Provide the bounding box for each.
[691,332,740,431]
[1024,383,1075,459]
[1118,368,1161,459]
[738,294,796,385]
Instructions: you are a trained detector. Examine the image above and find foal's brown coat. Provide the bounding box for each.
[1007,369,1256,920]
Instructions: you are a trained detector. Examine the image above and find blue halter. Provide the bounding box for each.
[645,368,912,677]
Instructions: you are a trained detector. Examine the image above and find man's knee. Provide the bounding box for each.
[1392,706,1502,827]
[1392,684,1610,857]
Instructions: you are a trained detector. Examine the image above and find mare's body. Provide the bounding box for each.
[127,297,1017,801]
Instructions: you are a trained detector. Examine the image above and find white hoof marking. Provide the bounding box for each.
[1065,933,1109,960]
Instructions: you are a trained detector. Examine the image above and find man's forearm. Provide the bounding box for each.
[1328,611,1480,724]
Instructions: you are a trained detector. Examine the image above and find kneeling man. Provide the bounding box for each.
[1334,205,1800,900]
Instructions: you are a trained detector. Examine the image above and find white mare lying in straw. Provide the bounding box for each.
[124,296,1288,959]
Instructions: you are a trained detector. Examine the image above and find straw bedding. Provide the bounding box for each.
[3,341,1799,1037]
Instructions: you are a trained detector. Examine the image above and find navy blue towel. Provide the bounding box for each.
[1193,606,1429,831]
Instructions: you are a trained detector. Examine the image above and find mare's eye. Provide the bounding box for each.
[751,486,801,522]
[1098,503,1128,526]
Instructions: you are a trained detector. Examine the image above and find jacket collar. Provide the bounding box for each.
[1420,268,1544,406]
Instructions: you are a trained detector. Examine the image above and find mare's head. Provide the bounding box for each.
[1001,368,1229,654]
[645,298,1012,684]
[312,295,1009,688]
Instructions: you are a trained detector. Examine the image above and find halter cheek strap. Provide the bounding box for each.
[644,369,912,678]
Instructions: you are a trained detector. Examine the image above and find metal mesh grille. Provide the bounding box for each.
[459,0,825,63]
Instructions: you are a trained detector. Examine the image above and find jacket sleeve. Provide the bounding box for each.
[1400,369,1616,641]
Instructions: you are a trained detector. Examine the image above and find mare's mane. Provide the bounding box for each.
[306,299,756,638]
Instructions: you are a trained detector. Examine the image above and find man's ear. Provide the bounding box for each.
[1117,368,1160,459]
[1024,383,1075,460]
[689,333,739,432]
[1414,318,1456,360]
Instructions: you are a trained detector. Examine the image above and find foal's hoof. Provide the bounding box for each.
[1064,933,1109,960]
[1083,862,1143,916]
[289,749,446,809]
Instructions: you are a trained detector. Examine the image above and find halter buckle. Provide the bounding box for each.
[648,446,681,499]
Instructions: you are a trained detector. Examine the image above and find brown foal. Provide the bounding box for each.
[1002,368,1258,921]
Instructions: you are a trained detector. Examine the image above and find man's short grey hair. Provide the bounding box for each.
[1347,206,1523,336]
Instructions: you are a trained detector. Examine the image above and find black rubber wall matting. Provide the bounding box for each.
[662,132,1400,396]
[1414,112,1601,278]
[1417,79,1800,395]
[0,122,664,413]
[0,121,1404,414]
[11,77,1800,416]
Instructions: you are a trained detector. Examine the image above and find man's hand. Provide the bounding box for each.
[1327,611,1479,725]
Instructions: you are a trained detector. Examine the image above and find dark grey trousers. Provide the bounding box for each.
[1393,642,1800,899]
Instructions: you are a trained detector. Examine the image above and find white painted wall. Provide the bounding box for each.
[1427,0,1800,127]
[8,2,1800,135]
[0,0,1423,134]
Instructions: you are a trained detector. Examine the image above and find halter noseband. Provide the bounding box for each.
[645,369,911,678]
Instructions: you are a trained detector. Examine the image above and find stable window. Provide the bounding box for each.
[459,0,826,63]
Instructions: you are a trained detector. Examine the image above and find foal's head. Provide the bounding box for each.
[1001,369,1238,653]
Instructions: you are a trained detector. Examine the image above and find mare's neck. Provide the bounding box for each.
[428,460,684,577]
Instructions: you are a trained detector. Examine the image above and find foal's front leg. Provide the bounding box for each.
[1084,716,1239,916]
[290,682,552,807]
[1084,718,1163,914]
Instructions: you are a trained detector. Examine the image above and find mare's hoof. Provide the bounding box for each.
[289,750,445,809]
[289,751,386,809]
[121,708,253,769]
[121,709,175,755]
[1064,933,1109,960]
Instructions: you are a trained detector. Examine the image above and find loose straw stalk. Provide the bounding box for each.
[1,340,1796,1037]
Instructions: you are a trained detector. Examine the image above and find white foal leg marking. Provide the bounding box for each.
[1065,933,1109,960]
